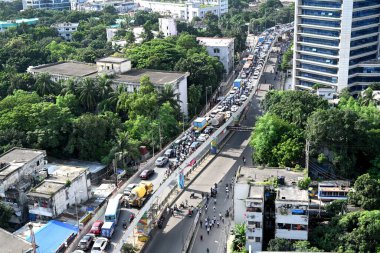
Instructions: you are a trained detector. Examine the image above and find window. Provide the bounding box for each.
[247,236,254,240]
[214,48,220,53]
[37,161,40,166]
[255,237,261,242]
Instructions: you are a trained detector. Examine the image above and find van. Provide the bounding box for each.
[101,221,115,238]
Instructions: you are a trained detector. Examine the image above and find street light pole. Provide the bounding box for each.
[74,194,79,233]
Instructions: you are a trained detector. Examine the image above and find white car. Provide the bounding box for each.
[231,105,239,112]
[233,87,238,91]
[225,111,232,119]
[197,134,210,142]
[229,90,236,95]
[91,237,108,253]
[155,156,169,167]
[240,95,248,101]
[124,183,138,196]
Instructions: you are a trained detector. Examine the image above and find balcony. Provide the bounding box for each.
[28,205,54,217]
[246,227,263,237]
[276,229,308,240]
[246,213,263,222]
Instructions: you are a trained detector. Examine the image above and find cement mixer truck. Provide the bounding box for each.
[127,182,153,208]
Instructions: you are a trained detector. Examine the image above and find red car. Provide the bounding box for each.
[90,220,104,236]
[139,169,155,180]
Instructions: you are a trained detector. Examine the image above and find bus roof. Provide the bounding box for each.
[105,194,123,216]
[194,117,206,123]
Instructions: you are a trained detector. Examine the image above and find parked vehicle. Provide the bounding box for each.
[127,182,154,208]
[124,184,138,197]
[78,234,95,251]
[91,237,108,253]
[155,156,169,167]
[90,220,104,236]
[139,169,155,180]
[101,221,115,238]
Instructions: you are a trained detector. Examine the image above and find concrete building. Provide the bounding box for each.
[71,0,136,12]
[317,180,351,202]
[0,18,39,32]
[159,17,178,37]
[0,228,33,253]
[27,164,90,220]
[27,57,189,115]
[51,22,79,41]
[136,0,228,21]
[22,0,70,10]
[275,187,309,240]
[197,37,235,75]
[293,0,380,94]
[106,26,158,44]
[0,148,46,223]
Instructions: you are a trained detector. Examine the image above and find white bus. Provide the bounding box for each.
[104,193,123,224]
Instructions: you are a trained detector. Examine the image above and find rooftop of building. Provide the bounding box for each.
[0,228,33,253]
[277,186,309,202]
[97,56,130,64]
[49,159,107,174]
[197,37,235,47]
[318,180,351,187]
[28,61,97,78]
[28,164,87,198]
[248,185,265,199]
[113,68,188,85]
[235,166,303,186]
[0,148,45,180]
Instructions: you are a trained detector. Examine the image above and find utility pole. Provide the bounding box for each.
[113,156,118,187]
[158,121,162,150]
[305,139,310,173]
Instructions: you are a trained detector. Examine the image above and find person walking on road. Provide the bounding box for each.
[200,220,203,228]
[207,248,210,253]
[213,205,216,212]
[242,156,246,165]
[207,226,210,235]
[219,212,222,220]
[200,234,203,241]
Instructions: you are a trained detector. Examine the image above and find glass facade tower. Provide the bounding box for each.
[293,0,380,93]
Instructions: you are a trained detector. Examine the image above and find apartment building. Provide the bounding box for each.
[0,148,46,223]
[197,37,235,75]
[317,180,351,202]
[135,0,228,21]
[27,57,189,116]
[71,0,136,12]
[234,167,265,252]
[51,22,79,41]
[27,164,90,220]
[159,18,178,37]
[275,187,309,240]
[22,0,70,10]
[293,0,380,94]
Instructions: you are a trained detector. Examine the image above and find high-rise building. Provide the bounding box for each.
[22,0,71,10]
[293,0,380,94]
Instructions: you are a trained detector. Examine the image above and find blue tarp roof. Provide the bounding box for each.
[27,220,77,253]
[292,209,305,214]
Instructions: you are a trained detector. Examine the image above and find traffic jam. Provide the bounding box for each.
[72,24,289,253]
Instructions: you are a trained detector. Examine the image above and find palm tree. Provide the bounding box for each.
[34,73,57,96]
[61,78,78,95]
[158,84,181,112]
[77,77,99,111]
[232,224,247,251]
[360,87,376,106]
[97,74,113,100]
[98,86,124,112]
[114,131,140,169]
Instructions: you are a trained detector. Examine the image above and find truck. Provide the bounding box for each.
[193,117,208,132]
[101,221,115,238]
[127,182,153,208]
[233,79,242,89]
[211,112,225,127]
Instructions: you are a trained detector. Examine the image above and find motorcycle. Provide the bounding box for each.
[190,192,195,199]
[225,210,230,217]
[122,220,128,229]
[129,214,135,223]
[188,209,193,217]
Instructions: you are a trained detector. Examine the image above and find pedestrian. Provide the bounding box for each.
[201,192,204,199]
[217,221,220,228]
[185,199,188,207]
[207,227,210,235]
[213,215,216,221]
[219,212,222,220]
[214,198,217,205]
[200,234,203,241]
[207,248,210,253]
[214,183,217,189]
[205,221,208,228]
[200,220,203,228]
[213,205,216,212]
[205,206,208,213]
[222,217,224,223]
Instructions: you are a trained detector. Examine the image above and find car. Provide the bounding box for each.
[140,169,155,179]
[73,251,85,253]
[210,109,219,117]
[225,111,232,119]
[253,74,259,79]
[190,141,200,149]
[91,237,108,253]
[231,105,239,112]
[124,183,138,196]
[90,220,104,236]
[245,89,250,95]
[205,116,211,123]
[233,87,238,91]
[78,233,95,251]
[229,90,236,95]
[197,134,210,142]
[240,95,248,101]
[241,72,247,78]
[204,126,214,134]
[155,156,169,167]
[217,105,223,110]
[164,148,175,158]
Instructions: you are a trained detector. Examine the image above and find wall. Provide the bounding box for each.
[176,77,189,116]
[233,183,249,224]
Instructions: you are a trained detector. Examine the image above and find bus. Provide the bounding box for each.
[104,193,123,224]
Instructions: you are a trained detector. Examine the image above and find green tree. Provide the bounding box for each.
[141,20,154,42]
[232,224,247,252]
[121,243,137,253]
[349,173,380,210]
[188,84,202,116]
[292,241,320,252]
[158,102,180,143]
[34,73,57,96]
[76,77,100,111]
[326,199,348,216]
[158,83,180,114]
[46,40,76,62]
[56,93,81,116]
[267,238,293,251]
[0,201,13,229]
[297,176,311,190]
[125,30,135,44]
